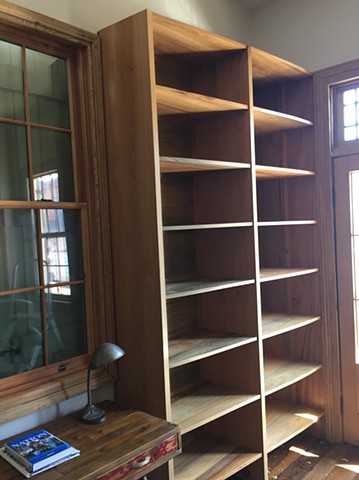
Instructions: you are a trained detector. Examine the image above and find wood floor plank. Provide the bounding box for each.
[268,434,318,478]
[267,434,359,480]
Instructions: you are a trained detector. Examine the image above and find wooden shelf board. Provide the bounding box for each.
[166,279,255,299]
[264,359,322,396]
[262,313,320,339]
[260,268,318,283]
[256,165,315,179]
[266,400,324,453]
[152,12,246,55]
[258,220,317,227]
[172,383,260,434]
[163,222,253,232]
[156,85,248,115]
[169,329,257,369]
[160,156,250,173]
[174,433,261,480]
[251,47,311,83]
[254,107,313,135]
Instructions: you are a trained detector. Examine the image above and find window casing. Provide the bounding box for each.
[0,6,114,423]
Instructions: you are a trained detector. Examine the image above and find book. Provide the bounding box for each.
[2,429,80,475]
[0,446,80,478]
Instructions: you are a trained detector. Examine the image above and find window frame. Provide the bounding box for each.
[333,81,359,152]
[0,2,115,423]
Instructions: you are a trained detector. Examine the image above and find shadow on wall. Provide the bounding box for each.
[64,0,250,42]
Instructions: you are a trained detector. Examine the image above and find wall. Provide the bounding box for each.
[7,0,250,41]
[248,0,359,72]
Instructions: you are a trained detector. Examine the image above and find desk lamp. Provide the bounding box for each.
[81,342,125,424]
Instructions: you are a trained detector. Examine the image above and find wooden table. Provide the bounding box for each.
[0,403,181,479]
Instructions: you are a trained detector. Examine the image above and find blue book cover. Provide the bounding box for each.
[5,430,70,470]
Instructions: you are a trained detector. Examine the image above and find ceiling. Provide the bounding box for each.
[237,0,273,11]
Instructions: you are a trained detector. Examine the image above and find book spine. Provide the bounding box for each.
[4,447,32,472]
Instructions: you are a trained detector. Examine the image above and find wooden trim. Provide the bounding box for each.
[312,59,359,442]
[0,0,97,47]
[0,1,114,421]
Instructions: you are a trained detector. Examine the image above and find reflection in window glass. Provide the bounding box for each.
[0,40,25,120]
[40,209,83,289]
[46,284,86,364]
[26,49,70,129]
[0,124,29,201]
[31,128,74,202]
[0,210,39,292]
[0,290,44,379]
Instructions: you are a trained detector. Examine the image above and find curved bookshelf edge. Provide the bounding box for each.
[169,331,257,369]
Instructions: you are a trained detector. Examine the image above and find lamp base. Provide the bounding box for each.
[81,403,107,424]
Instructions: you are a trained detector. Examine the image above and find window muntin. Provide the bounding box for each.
[0,39,88,380]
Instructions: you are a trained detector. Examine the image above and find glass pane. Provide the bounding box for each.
[0,290,44,379]
[344,104,356,126]
[344,88,356,105]
[40,209,84,284]
[344,126,357,141]
[47,284,87,364]
[353,235,359,299]
[0,209,39,292]
[355,300,359,364]
[26,49,70,129]
[0,40,25,120]
[351,172,359,234]
[0,124,29,201]
[31,128,74,201]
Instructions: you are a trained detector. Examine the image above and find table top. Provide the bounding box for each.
[0,402,181,479]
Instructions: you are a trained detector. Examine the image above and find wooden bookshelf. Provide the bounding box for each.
[100,9,324,480]
[160,156,250,173]
[266,400,324,453]
[262,313,320,339]
[264,359,322,395]
[172,383,260,434]
[174,433,261,480]
[169,330,257,368]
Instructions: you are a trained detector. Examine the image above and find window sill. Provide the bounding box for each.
[0,368,114,424]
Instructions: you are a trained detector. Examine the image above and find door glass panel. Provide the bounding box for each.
[47,284,86,364]
[0,209,39,292]
[31,128,74,201]
[0,290,44,379]
[349,171,359,362]
[0,40,25,120]
[0,124,29,201]
[26,49,70,129]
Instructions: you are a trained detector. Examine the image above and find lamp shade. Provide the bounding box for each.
[90,342,125,369]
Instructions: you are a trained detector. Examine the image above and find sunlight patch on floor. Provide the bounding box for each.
[337,464,359,473]
[289,446,319,458]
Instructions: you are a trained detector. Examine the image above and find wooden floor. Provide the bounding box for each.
[267,433,359,479]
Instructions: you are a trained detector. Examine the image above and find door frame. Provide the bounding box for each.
[315,59,359,442]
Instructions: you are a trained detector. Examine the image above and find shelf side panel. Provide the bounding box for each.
[99,11,170,420]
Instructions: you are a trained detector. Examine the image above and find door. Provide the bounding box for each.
[334,155,359,445]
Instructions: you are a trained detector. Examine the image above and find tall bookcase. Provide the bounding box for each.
[99,10,324,480]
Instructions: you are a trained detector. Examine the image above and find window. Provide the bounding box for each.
[0,4,113,421]
[333,82,359,148]
[0,40,88,375]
